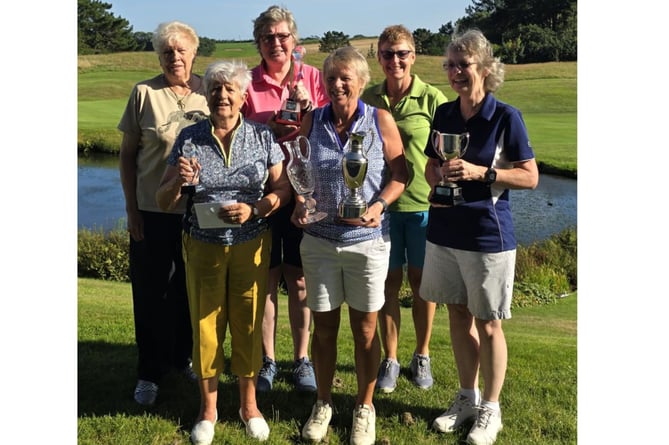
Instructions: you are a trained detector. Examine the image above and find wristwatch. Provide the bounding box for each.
[484,167,497,186]
[371,197,388,214]
[250,203,259,219]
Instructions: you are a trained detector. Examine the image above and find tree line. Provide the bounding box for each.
[78,0,576,63]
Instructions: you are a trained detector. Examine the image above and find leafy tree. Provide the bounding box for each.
[319,31,350,53]
[412,28,433,55]
[78,0,138,54]
[197,37,216,57]
[133,31,153,51]
[504,24,559,63]
[454,0,576,63]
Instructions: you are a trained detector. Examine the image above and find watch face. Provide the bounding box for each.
[486,169,496,183]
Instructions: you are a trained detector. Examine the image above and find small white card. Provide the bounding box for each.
[193,202,241,229]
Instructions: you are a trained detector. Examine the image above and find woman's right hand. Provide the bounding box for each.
[290,197,311,227]
[126,208,144,241]
[178,156,200,184]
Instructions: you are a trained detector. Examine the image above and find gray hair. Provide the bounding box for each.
[152,21,199,55]
[203,60,252,97]
[447,29,504,93]
[252,5,299,49]
[323,46,370,89]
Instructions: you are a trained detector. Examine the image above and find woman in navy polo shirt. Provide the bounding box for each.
[420,29,539,445]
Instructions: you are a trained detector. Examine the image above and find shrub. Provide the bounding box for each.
[76,225,578,310]
[78,226,130,282]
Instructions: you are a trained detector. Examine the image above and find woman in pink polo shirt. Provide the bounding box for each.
[243,5,328,394]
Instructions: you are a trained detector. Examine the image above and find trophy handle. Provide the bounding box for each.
[431,130,442,158]
[295,135,310,161]
[460,132,470,156]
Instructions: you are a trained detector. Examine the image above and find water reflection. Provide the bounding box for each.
[77,156,576,245]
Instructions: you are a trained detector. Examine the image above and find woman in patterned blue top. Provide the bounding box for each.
[420,30,539,445]
[292,46,408,445]
[156,59,291,444]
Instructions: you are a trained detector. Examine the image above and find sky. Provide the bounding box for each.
[108,0,474,41]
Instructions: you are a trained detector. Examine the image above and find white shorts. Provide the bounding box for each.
[300,233,390,313]
[419,241,516,320]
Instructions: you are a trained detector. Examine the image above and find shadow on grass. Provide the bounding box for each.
[78,342,461,441]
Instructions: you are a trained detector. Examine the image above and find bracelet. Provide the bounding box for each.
[303,101,313,112]
[371,197,388,214]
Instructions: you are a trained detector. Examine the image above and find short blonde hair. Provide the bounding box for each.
[323,46,370,90]
[152,21,199,55]
[252,5,299,50]
[377,24,415,52]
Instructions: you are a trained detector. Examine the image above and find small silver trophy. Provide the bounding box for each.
[338,132,369,220]
[276,46,305,125]
[429,130,470,206]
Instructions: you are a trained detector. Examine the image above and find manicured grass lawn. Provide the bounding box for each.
[77,42,577,175]
[78,277,576,444]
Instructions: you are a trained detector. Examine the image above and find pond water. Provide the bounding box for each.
[77,155,577,246]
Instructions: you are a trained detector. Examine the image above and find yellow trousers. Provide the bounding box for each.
[182,231,270,379]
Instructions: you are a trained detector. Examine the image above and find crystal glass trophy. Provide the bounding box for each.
[338,132,369,220]
[276,46,306,125]
[181,138,203,195]
[429,130,470,206]
[285,135,327,224]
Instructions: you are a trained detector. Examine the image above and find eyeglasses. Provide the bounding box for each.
[443,61,477,71]
[261,32,292,44]
[380,49,413,60]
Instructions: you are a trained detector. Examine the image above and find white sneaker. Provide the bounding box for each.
[238,409,270,441]
[350,404,375,445]
[302,400,333,442]
[466,406,502,445]
[432,393,478,433]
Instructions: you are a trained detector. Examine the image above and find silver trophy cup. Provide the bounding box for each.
[338,132,368,219]
[430,130,470,206]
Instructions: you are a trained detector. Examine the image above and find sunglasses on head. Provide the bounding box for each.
[380,49,413,60]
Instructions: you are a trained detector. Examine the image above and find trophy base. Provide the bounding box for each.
[303,211,327,224]
[430,184,464,206]
[181,184,204,196]
[338,201,367,219]
[276,99,301,125]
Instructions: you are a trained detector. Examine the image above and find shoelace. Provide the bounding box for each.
[259,360,275,377]
[447,395,471,414]
[474,407,494,428]
[416,358,429,377]
[295,362,314,377]
[311,404,330,424]
[380,360,393,376]
[352,406,370,432]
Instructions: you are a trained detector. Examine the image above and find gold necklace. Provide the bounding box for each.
[168,86,190,111]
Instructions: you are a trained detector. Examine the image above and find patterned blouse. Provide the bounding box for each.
[304,99,389,245]
[167,114,284,245]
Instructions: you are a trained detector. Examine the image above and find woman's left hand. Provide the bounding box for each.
[218,202,253,225]
[441,159,485,182]
[291,81,312,111]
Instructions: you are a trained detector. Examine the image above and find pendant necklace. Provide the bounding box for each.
[169,87,190,112]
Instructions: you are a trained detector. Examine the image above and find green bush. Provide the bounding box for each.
[78,227,130,282]
[76,225,578,309]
